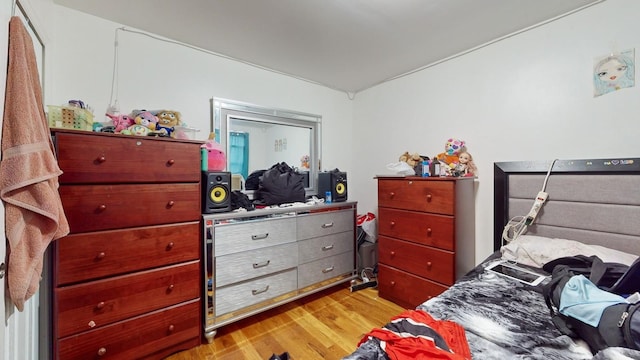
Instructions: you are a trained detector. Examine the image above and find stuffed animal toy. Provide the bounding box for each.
[156,110,182,137]
[399,152,422,168]
[202,140,226,171]
[134,111,158,131]
[124,124,151,136]
[434,138,466,166]
[105,113,135,133]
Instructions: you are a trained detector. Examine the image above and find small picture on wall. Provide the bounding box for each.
[593,48,635,97]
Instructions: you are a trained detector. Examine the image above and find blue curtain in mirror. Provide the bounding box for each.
[229,131,249,179]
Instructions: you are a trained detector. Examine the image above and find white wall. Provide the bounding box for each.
[48,5,354,175]
[352,0,640,263]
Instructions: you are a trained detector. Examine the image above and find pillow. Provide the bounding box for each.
[500,235,639,268]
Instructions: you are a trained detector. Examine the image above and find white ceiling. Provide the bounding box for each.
[53,0,602,94]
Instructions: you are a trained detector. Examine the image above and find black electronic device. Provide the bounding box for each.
[202,171,232,213]
[318,170,347,202]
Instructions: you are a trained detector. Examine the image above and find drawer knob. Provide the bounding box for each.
[96,302,105,310]
[321,244,334,251]
[97,347,107,356]
[96,252,106,260]
[390,281,396,287]
[167,159,175,166]
[88,320,96,328]
[390,221,396,227]
[322,266,335,273]
[167,200,175,208]
[167,284,174,292]
[96,156,106,163]
[390,251,396,257]
[97,204,107,212]
[389,192,395,198]
[168,324,175,333]
[426,228,432,235]
[321,222,334,228]
[426,261,433,268]
[166,242,175,250]
[426,194,432,201]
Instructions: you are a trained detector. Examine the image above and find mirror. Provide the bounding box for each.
[211,98,322,196]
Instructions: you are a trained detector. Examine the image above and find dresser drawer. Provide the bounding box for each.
[55,222,199,286]
[378,207,454,251]
[215,243,298,287]
[55,132,201,184]
[216,269,297,316]
[297,209,354,240]
[55,261,200,339]
[298,231,353,264]
[377,264,448,309]
[298,251,354,289]
[378,178,455,215]
[214,217,296,256]
[59,183,200,232]
[379,236,454,285]
[57,299,200,360]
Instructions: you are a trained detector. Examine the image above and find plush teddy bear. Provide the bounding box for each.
[123,124,151,136]
[134,111,158,131]
[434,138,466,166]
[105,113,135,133]
[156,110,182,137]
[399,151,422,168]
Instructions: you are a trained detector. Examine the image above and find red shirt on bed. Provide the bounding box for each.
[358,309,471,360]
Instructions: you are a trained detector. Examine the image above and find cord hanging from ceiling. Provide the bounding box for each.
[107,27,122,114]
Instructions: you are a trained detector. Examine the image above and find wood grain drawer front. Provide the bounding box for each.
[59,183,200,233]
[57,299,200,360]
[377,207,454,251]
[55,222,199,286]
[55,132,201,184]
[216,269,297,316]
[378,179,455,215]
[214,217,296,256]
[377,264,448,309]
[298,231,353,264]
[297,209,354,240]
[215,243,298,287]
[55,261,200,339]
[379,236,454,285]
[298,251,354,289]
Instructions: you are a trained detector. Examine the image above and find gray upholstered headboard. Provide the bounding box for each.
[494,158,640,256]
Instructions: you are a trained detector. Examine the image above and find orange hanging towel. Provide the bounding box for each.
[0,17,69,311]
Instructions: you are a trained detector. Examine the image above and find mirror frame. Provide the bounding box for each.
[210,98,322,197]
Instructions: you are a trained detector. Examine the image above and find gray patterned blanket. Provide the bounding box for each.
[344,258,640,360]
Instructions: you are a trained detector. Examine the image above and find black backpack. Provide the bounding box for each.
[245,169,266,190]
[256,162,305,206]
[543,259,640,353]
[542,255,640,295]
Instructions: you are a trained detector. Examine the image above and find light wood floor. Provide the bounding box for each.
[165,284,405,360]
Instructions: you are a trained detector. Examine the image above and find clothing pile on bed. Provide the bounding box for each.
[344,236,640,360]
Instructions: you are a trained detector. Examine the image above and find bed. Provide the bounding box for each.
[345,158,640,360]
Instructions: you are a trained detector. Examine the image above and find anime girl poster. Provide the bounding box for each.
[593,48,635,97]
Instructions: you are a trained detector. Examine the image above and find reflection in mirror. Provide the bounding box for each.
[211,98,322,196]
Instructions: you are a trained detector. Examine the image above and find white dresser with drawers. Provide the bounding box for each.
[202,202,357,342]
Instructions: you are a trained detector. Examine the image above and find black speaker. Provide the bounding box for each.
[318,170,347,202]
[202,171,231,213]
